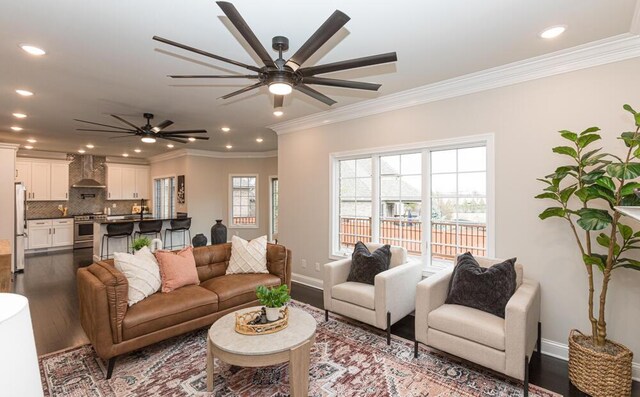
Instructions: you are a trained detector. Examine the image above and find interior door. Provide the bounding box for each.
[30,162,51,201]
[50,163,69,200]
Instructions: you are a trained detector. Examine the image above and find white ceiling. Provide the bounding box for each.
[0,0,638,158]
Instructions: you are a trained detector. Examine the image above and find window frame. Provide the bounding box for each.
[152,174,176,219]
[329,134,495,274]
[229,173,259,229]
[269,175,278,242]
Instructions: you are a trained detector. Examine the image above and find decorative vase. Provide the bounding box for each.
[211,219,227,245]
[568,329,633,397]
[192,233,207,247]
[265,307,281,322]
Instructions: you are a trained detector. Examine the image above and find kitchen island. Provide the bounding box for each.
[92,215,191,262]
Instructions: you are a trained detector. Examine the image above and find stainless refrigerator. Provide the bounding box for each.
[14,182,26,272]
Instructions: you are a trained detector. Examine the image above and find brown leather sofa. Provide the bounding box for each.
[77,243,291,379]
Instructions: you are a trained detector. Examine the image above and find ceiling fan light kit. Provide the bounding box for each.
[153,1,397,112]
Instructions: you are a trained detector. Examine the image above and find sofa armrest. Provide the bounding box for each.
[504,278,541,380]
[266,244,292,289]
[415,267,453,344]
[78,262,129,348]
[323,258,352,310]
[374,261,423,326]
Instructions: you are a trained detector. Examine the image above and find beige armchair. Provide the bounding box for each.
[414,255,541,396]
[323,243,422,344]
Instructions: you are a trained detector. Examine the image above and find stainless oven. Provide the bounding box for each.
[74,214,107,249]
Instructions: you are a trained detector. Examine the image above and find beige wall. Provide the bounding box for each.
[277,57,640,368]
[151,154,277,241]
[0,144,17,265]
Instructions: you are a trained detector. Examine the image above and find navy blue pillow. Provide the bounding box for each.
[346,242,391,285]
[445,252,517,318]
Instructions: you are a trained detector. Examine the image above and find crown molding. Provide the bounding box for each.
[269,33,640,135]
[0,143,20,150]
[149,149,277,163]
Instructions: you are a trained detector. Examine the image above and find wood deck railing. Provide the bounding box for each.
[339,216,486,258]
[232,216,256,225]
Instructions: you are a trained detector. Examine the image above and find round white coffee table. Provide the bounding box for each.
[206,306,317,396]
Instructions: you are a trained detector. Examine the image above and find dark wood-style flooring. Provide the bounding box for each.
[13,248,639,396]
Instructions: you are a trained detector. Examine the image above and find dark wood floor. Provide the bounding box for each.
[14,248,639,396]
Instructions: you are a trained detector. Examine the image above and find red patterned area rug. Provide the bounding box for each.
[40,301,560,396]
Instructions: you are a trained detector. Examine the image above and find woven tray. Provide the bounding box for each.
[235,307,289,335]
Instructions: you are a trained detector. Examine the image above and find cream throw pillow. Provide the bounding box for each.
[226,235,269,274]
[114,246,162,306]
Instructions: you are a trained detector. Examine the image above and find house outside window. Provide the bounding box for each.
[331,135,494,272]
[153,177,175,218]
[230,175,258,228]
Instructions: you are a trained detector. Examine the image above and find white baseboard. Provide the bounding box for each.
[291,273,323,289]
[542,338,640,381]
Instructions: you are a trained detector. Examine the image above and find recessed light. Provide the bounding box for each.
[13,113,27,118]
[122,153,129,157]
[540,25,566,39]
[78,149,86,154]
[11,126,23,131]
[221,127,230,132]
[86,144,94,149]
[134,148,141,153]
[226,144,232,149]
[167,144,174,148]
[15,89,34,97]
[27,138,37,143]
[188,137,196,142]
[19,44,46,56]
[23,145,33,150]
[141,137,156,143]
[273,109,283,117]
[256,138,263,143]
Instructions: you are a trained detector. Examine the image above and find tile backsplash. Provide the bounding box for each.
[25,154,144,219]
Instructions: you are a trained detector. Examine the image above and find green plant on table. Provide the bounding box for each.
[536,104,640,347]
[255,284,291,308]
[131,237,152,252]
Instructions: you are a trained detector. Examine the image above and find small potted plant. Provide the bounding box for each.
[131,237,151,252]
[255,284,291,322]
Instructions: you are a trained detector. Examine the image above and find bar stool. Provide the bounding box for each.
[164,218,191,249]
[134,220,163,240]
[101,222,134,260]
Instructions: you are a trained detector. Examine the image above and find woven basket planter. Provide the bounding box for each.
[568,329,633,397]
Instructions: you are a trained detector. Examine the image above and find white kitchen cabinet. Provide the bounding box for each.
[106,164,150,200]
[16,159,70,201]
[27,220,52,249]
[51,219,73,247]
[50,162,70,200]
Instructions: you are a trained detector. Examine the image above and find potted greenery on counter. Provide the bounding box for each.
[536,104,639,397]
[256,285,291,322]
[131,237,151,252]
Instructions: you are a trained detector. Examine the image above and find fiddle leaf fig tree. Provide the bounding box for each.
[536,104,640,347]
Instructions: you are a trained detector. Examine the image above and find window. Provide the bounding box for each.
[154,177,175,218]
[230,175,258,228]
[270,176,279,241]
[331,136,493,270]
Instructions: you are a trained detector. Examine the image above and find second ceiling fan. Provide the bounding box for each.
[153,1,397,111]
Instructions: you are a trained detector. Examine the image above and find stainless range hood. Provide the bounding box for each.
[72,155,106,188]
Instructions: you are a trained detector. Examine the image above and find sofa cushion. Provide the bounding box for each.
[226,235,269,274]
[155,246,200,293]
[201,273,281,310]
[428,304,505,351]
[122,285,218,340]
[331,282,375,310]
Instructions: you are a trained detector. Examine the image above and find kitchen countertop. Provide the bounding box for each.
[26,215,74,220]
[96,215,191,224]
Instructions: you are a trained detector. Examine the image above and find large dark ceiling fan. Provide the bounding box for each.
[74,113,209,144]
[153,1,397,112]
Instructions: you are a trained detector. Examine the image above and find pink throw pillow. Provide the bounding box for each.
[155,246,200,293]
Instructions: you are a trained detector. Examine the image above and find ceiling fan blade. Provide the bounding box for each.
[153,36,261,73]
[158,136,188,144]
[168,74,260,79]
[274,94,284,109]
[109,135,136,140]
[73,119,136,131]
[165,136,210,140]
[219,82,265,99]
[216,1,275,68]
[298,52,397,76]
[111,115,143,131]
[285,10,350,71]
[295,84,337,106]
[76,129,136,134]
[161,130,208,134]
[154,120,174,131]
[302,76,381,91]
